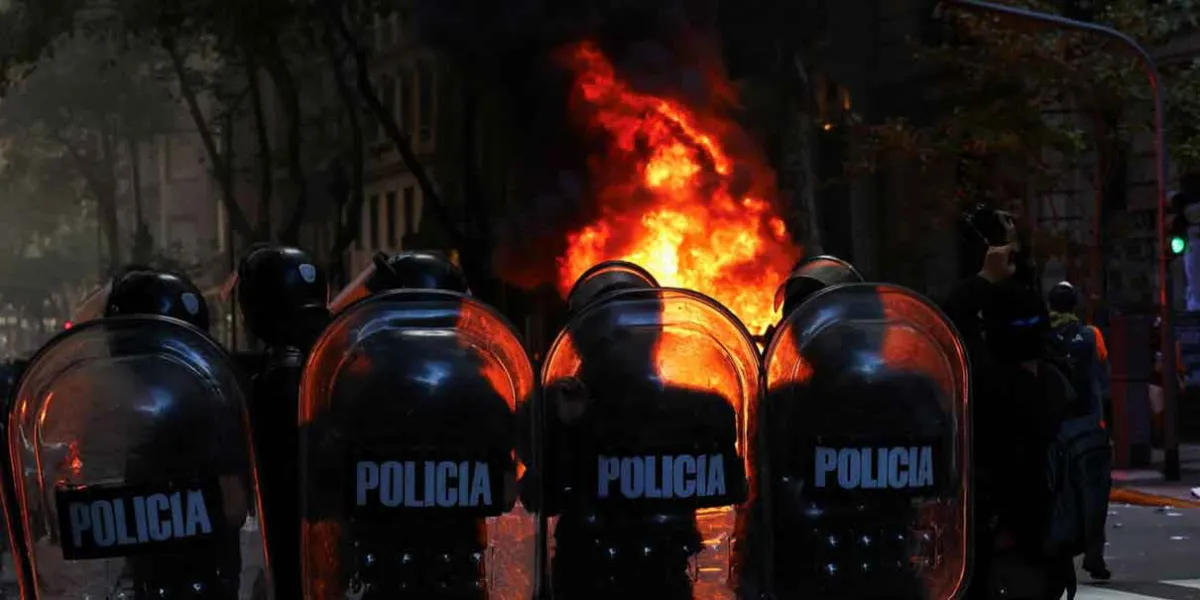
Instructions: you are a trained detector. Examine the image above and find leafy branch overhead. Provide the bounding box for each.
[1,0,464,259]
[848,0,1200,196]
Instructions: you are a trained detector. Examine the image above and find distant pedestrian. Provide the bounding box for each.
[1047,281,1112,582]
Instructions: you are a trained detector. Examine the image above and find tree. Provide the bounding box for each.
[127,0,311,245]
[0,139,99,352]
[845,0,1200,293]
[719,0,826,251]
[319,0,484,290]
[0,35,175,273]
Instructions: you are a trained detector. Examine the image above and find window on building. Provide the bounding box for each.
[403,186,415,236]
[397,6,412,39]
[397,70,411,136]
[369,14,381,51]
[368,194,380,249]
[364,105,379,144]
[383,14,397,47]
[380,76,396,142]
[417,60,434,144]
[386,191,398,247]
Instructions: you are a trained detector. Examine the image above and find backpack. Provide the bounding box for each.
[1042,362,1112,559]
[1046,320,1102,418]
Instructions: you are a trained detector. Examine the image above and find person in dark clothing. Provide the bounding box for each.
[1047,281,1112,581]
[944,241,1076,600]
[235,244,333,599]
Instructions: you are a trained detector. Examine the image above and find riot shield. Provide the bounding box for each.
[299,289,537,599]
[71,281,112,325]
[6,316,270,599]
[749,283,970,600]
[0,360,23,597]
[540,287,759,600]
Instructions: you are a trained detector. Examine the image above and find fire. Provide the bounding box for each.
[556,42,801,334]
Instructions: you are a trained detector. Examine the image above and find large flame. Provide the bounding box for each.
[555,42,801,334]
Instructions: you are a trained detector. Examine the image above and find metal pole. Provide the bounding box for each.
[943,0,1180,480]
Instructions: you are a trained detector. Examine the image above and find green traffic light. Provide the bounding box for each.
[1171,235,1187,255]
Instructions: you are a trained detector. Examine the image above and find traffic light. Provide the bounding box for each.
[1169,191,1193,257]
[1170,214,1188,256]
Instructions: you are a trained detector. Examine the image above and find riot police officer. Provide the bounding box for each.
[94,265,211,330]
[741,275,970,599]
[565,260,658,314]
[539,263,755,599]
[7,266,269,598]
[235,244,332,598]
[773,255,863,319]
[766,255,863,345]
[300,250,535,599]
[113,268,249,597]
[329,250,470,315]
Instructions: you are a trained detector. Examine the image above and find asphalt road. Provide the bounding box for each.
[1077,503,1200,599]
[0,503,1194,598]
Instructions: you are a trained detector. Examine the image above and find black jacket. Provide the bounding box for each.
[942,276,1073,552]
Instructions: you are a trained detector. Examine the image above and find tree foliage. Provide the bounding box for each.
[845,0,1200,290]
[852,0,1200,191]
[0,34,175,298]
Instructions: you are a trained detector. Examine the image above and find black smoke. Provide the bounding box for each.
[413,0,727,289]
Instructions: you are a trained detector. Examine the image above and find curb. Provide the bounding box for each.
[1110,487,1200,508]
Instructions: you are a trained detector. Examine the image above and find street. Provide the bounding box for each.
[1077,503,1200,599]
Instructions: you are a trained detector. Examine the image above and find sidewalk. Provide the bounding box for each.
[1110,444,1200,508]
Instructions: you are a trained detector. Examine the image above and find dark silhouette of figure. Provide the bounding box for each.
[773,255,864,319]
[103,270,250,598]
[330,251,470,315]
[300,252,528,599]
[565,260,658,314]
[738,281,967,600]
[765,255,864,347]
[537,266,748,600]
[235,244,332,599]
[16,267,257,598]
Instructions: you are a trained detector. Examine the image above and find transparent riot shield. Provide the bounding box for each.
[299,289,537,600]
[6,316,270,599]
[71,281,113,325]
[0,360,24,597]
[750,283,970,600]
[540,287,760,600]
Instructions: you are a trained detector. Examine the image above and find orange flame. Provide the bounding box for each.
[555,42,801,334]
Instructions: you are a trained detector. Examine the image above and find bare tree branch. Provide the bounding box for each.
[323,0,464,247]
[245,47,274,240]
[162,34,255,242]
[320,17,365,272]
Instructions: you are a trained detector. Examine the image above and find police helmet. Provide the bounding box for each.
[1047,281,1078,314]
[773,255,864,318]
[567,260,659,314]
[237,244,330,348]
[107,266,210,331]
[368,250,470,294]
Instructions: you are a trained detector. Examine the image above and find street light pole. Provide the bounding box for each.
[942,0,1181,480]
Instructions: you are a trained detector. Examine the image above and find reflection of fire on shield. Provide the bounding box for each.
[6,316,268,599]
[299,288,537,600]
[740,283,971,600]
[540,271,761,600]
